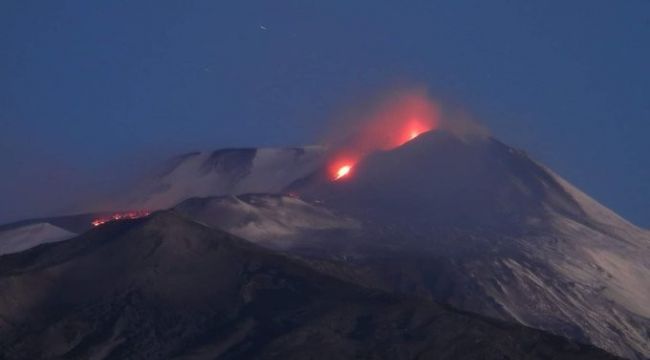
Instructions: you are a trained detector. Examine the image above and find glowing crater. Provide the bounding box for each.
[334,165,352,180]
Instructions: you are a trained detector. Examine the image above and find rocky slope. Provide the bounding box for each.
[290,131,650,359]
[0,212,617,360]
[172,131,649,359]
[2,130,646,358]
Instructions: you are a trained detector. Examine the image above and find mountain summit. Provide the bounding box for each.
[1,130,647,359]
[170,131,650,359]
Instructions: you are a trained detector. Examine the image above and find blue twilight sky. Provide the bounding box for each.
[0,0,648,226]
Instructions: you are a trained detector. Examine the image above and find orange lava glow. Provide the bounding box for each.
[404,118,431,143]
[91,210,150,227]
[328,154,359,181]
[327,89,439,182]
[334,164,352,180]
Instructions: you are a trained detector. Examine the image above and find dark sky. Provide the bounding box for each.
[1,0,648,227]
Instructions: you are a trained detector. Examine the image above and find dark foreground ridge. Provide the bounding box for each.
[0,211,617,359]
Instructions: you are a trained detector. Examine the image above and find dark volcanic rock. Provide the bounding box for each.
[0,212,617,359]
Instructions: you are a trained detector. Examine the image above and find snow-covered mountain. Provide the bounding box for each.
[117,147,326,211]
[0,212,113,256]
[171,131,649,359]
[0,222,76,256]
[1,130,647,358]
[287,131,650,359]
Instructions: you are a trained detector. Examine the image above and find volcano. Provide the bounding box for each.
[169,131,649,359]
[0,129,647,359]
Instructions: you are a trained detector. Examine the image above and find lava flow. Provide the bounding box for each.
[91,210,151,227]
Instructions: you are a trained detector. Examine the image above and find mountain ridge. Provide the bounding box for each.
[1,130,647,358]
[0,211,618,359]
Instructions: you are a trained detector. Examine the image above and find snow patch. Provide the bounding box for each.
[586,248,650,318]
[176,195,359,249]
[126,147,326,211]
[0,223,77,255]
[545,166,649,239]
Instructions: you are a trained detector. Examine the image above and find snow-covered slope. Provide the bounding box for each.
[120,147,325,211]
[0,222,77,255]
[275,131,650,359]
[175,194,359,249]
[460,206,650,359]
[122,132,647,358]
[549,168,649,242]
[5,131,645,358]
[0,212,618,360]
